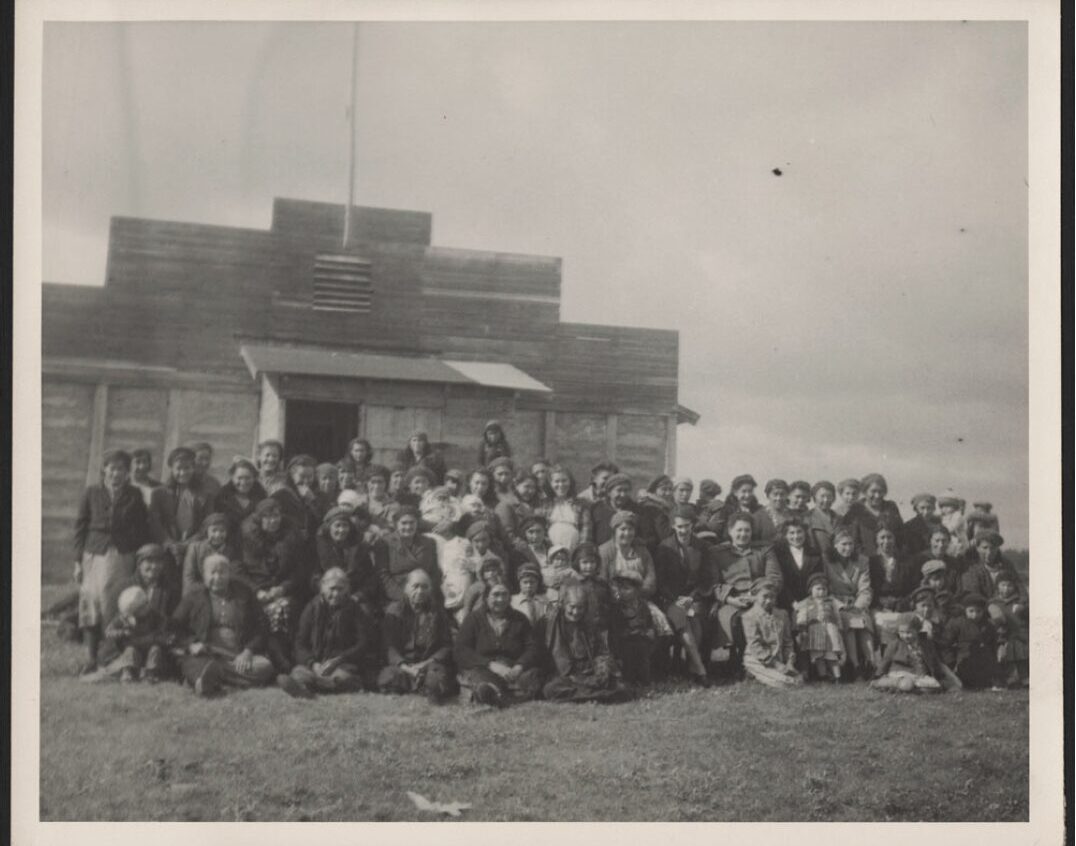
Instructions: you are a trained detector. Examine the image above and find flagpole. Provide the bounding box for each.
[342,23,360,249]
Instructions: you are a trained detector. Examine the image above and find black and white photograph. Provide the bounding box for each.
[10,0,1065,839]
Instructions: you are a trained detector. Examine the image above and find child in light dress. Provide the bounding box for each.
[794,573,845,682]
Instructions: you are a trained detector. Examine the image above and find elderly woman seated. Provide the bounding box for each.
[171,554,275,696]
[454,581,544,706]
[378,569,457,704]
[278,568,379,699]
[543,583,632,703]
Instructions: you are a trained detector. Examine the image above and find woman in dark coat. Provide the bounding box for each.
[238,498,307,670]
[454,581,544,706]
[543,583,632,703]
[171,554,275,695]
[73,448,150,675]
[378,569,456,703]
[902,494,940,556]
[910,525,967,597]
[773,517,826,614]
[652,505,711,684]
[373,505,442,606]
[212,458,267,542]
[839,472,904,556]
[158,447,213,590]
[868,526,920,648]
[342,438,374,481]
[396,430,446,486]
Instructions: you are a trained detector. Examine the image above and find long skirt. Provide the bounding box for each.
[543,670,633,703]
[78,547,136,629]
[743,655,804,689]
[458,665,543,704]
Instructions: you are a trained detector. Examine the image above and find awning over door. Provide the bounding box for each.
[239,343,552,393]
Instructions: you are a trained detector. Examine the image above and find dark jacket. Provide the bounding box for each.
[454,607,542,671]
[772,541,826,611]
[902,514,941,556]
[157,480,213,544]
[171,580,266,653]
[238,516,306,597]
[73,483,149,558]
[396,448,447,485]
[381,599,454,666]
[838,500,904,556]
[99,607,172,663]
[941,615,996,665]
[868,554,920,610]
[293,594,376,667]
[374,533,441,604]
[708,542,783,603]
[590,499,661,551]
[212,481,267,539]
[961,561,1027,603]
[653,535,713,608]
[315,530,383,610]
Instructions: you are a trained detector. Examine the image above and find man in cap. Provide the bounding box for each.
[590,473,660,550]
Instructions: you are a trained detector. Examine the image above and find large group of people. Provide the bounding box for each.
[66,419,1028,706]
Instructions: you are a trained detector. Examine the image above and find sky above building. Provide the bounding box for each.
[42,20,1029,545]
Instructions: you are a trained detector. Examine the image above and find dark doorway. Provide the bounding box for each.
[284,400,359,464]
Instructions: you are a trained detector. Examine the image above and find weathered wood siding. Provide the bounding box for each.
[552,412,609,487]
[614,414,670,486]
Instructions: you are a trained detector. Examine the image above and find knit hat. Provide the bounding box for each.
[393,505,420,523]
[911,586,936,604]
[811,480,836,497]
[603,473,634,494]
[315,462,338,479]
[910,493,937,509]
[135,543,167,564]
[647,474,673,494]
[609,509,638,530]
[403,466,435,488]
[444,468,464,483]
[519,515,549,535]
[972,501,993,511]
[228,457,258,477]
[896,613,922,632]
[167,447,195,467]
[102,448,133,469]
[832,526,857,544]
[517,562,542,583]
[478,556,505,577]
[572,543,599,566]
[730,474,757,492]
[672,476,694,490]
[320,567,350,587]
[322,506,354,528]
[806,573,829,591]
[671,504,698,522]
[699,479,722,497]
[483,419,504,435]
[337,489,364,510]
[117,586,149,617]
[362,464,391,483]
[465,520,492,541]
[972,528,1005,547]
[920,559,947,578]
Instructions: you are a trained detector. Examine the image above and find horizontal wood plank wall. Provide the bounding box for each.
[552,412,608,488]
[171,388,261,479]
[614,413,668,487]
[270,198,432,247]
[41,381,96,582]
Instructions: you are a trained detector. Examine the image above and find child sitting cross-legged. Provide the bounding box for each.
[871,613,946,693]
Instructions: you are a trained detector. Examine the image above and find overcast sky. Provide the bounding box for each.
[42,21,1029,546]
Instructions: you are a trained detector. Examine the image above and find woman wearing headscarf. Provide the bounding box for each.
[825,526,876,679]
[477,419,512,468]
[314,462,339,515]
[378,569,457,703]
[278,567,379,699]
[543,583,633,703]
[315,505,383,617]
[72,449,150,676]
[536,464,593,552]
[454,581,544,706]
[838,473,904,556]
[805,481,839,557]
[213,457,267,541]
[373,505,442,606]
[903,493,940,556]
[938,496,970,559]
[239,498,307,670]
[396,430,446,486]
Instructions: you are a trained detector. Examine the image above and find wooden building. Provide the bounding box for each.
[41,197,698,578]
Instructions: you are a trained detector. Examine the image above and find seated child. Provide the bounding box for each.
[918,559,950,597]
[741,578,802,689]
[512,562,552,628]
[564,542,614,630]
[542,545,575,600]
[942,593,1000,689]
[794,573,845,682]
[871,613,945,693]
[988,573,1029,688]
[93,585,173,683]
[132,543,178,619]
[908,586,945,645]
[609,571,659,687]
[278,568,378,699]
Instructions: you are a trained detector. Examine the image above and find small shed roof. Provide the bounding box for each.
[239,343,552,393]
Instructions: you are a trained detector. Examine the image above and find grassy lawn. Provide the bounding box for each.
[37,587,1029,822]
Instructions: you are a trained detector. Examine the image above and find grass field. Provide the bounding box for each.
[38,591,1029,822]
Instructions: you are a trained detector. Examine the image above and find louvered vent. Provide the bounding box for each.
[312,254,373,313]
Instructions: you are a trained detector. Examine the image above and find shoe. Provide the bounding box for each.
[277,673,315,700]
[120,668,137,684]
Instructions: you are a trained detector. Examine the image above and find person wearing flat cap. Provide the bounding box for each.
[837,473,904,557]
[961,528,1026,605]
[942,592,1001,689]
[911,525,968,597]
[903,493,941,556]
[707,512,783,673]
[740,578,803,689]
[72,448,150,676]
